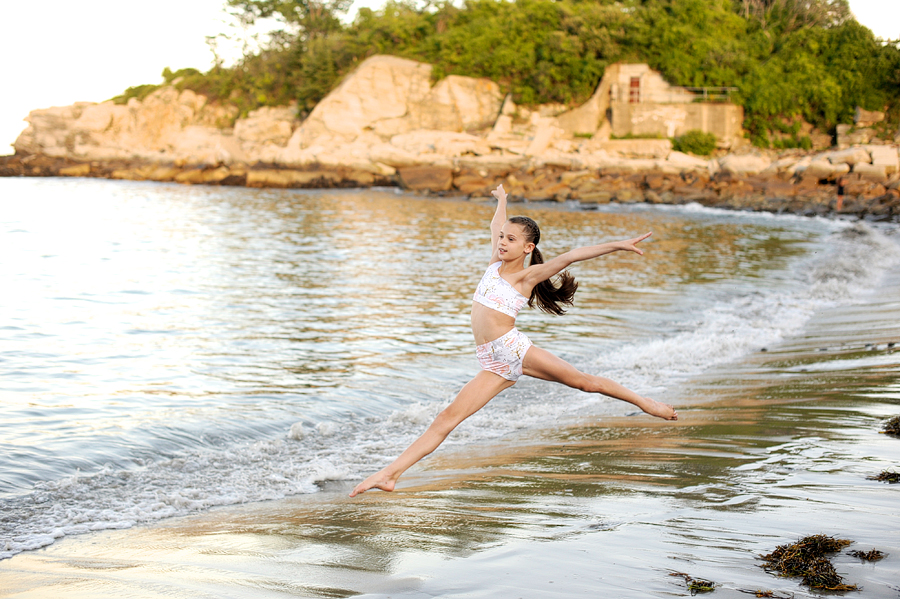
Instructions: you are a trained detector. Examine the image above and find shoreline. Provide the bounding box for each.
[2,387,898,598]
[2,152,899,222]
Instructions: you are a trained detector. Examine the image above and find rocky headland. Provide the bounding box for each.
[3,55,899,221]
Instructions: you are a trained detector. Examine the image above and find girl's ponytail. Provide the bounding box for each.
[508,216,578,315]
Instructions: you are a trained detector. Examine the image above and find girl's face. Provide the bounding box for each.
[498,222,535,261]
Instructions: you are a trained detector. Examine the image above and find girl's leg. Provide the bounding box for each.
[350,371,515,496]
[522,346,677,420]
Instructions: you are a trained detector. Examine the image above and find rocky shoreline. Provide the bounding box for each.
[3,150,899,221]
[4,54,899,221]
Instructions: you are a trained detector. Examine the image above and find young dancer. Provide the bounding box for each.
[350,184,677,497]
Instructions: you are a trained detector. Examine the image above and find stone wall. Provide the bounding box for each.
[611,101,744,141]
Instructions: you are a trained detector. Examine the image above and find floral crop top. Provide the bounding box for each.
[473,262,528,318]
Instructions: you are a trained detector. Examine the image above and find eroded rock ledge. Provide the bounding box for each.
[3,149,898,221]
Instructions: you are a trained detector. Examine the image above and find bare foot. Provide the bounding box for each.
[349,468,397,497]
[639,398,678,420]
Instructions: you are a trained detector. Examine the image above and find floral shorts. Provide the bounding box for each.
[475,328,533,382]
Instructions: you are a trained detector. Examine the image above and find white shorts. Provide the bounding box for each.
[475,328,533,382]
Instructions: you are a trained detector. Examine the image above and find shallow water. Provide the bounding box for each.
[1,177,899,597]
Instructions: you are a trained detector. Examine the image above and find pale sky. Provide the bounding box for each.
[1,0,896,153]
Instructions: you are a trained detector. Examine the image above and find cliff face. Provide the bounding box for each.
[13,55,507,171]
[14,87,242,165]
[12,54,709,174]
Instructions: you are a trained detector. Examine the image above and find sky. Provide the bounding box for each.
[1,0,898,153]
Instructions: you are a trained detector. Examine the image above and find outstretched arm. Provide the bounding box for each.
[522,232,652,288]
[488,184,508,264]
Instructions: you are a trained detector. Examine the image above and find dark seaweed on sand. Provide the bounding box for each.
[848,549,885,561]
[670,572,716,595]
[867,470,900,483]
[739,591,792,599]
[760,535,857,591]
[883,415,900,436]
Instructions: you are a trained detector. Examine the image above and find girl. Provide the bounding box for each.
[350,184,677,497]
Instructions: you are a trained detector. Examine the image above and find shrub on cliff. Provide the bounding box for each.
[673,130,718,155]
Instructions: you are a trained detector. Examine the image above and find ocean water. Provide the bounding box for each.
[1,176,899,565]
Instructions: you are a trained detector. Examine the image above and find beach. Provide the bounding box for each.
[1,178,898,597]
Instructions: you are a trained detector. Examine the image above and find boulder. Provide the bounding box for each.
[827,147,871,166]
[174,169,208,184]
[560,170,595,186]
[397,166,453,191]
[598,139,672,158]
[110,168,146,180]
[247,169,340,188]
[523,181,571,201]
[853,163,888,182]
[408,75,502,132]
[58,163,91,177]
[868,146,899,174]
[199,166,233,184]
[718,154,771,175]
[578,191,613,204]
[835,124,852,149]
[488,114,513,140]
[802,160,850,180]
[144,166,182,182]
[666,151,710,171]
[614,188,644,203]
[291,55,502,149]
[454,174,493,194]
[525,118,563,156]
[836,125,875,148]
[855,107,885,127]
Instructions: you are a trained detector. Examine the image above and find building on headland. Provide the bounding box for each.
[558,63,744,143]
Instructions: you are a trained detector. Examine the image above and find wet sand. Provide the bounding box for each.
[2,380,898,599]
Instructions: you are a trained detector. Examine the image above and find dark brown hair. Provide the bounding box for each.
[507,216,578,315]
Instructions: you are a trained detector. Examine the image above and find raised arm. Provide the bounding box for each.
[488,184,508,264]
[522,232,652,288]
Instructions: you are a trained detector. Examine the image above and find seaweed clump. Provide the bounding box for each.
[883,415,900,436]
[760,535,857,591]
[868,470,900,483]
[848,549,885,561]
[670,572,716,595]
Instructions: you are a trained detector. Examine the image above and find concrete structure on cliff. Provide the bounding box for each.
[556,63,743,143]
[610,64,743,141]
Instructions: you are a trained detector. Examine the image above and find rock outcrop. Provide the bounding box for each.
[5,54,900,221]
[14,88,242,166]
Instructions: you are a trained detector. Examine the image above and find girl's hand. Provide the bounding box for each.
[619,232,652,255]
[491,184,507,202]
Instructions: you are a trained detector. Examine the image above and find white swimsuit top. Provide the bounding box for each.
[473,262,528,318]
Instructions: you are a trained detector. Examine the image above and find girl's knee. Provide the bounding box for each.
[433,407,464,435]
